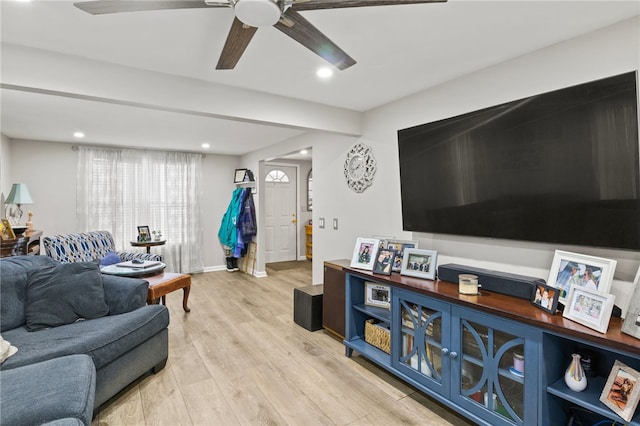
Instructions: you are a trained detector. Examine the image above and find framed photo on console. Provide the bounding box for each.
[350,237,380,271]
[563,285,615,334]
[531,282,560,314]
[383,239,418,272]
[400,248,437,280]
[365,282,391,309]
[372,249,396,275]
[599,360,640,422]
[547,250,617,305]
[621,266,640,339]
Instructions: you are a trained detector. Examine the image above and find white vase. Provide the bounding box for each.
[564,353,587,392]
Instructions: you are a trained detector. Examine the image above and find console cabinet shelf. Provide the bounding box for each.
[341,264,640,426]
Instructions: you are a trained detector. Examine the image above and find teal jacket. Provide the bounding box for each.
[218,188,245,249]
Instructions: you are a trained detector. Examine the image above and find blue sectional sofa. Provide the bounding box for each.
[0,255,170,424]
[1,354,96,426]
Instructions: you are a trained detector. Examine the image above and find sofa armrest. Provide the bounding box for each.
[101,275,149,315]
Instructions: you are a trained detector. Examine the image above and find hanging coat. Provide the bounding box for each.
[218,187,244,251]
[234,189,257,257]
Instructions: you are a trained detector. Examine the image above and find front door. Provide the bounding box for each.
[264,165,297,263]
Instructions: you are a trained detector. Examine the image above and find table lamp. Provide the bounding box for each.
[5,183,34,226]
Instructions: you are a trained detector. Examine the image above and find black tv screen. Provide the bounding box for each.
[398,71,640,250]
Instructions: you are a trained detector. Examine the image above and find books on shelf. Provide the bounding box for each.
[116,260,161,269]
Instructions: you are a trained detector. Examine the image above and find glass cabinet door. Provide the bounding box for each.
[459,320,524,423]
[452,307,538,426]
[392,289,451,395]
[401,301,443,379]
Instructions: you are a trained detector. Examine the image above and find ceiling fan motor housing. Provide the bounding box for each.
[234,0,281,27]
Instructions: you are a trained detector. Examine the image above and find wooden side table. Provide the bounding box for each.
[145,272,191,312]
[0,230,43,258]
[130,239,166,254]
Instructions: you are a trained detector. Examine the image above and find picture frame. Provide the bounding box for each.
[137,225,151,242]
[563,285,615,334]
[372,249,396,275]
[621,265,640,339]
[365,282,391,309]
[383,239,418,272]
[400,248,438,280]
[0,219,16,240]
[547,250,617,305]
[599,360,640,422]
[531,282,560,314]
[350,237,380,271]
[234,168,248,183]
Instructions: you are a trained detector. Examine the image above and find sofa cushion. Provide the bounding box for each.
[0,354,96,426]
[0,256,58,332]
[1,304,169,370]
[25,262,109,331]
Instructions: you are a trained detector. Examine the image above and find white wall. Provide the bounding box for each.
[1,134,12,206]
[312,17,640,314]
[6,138,240,270]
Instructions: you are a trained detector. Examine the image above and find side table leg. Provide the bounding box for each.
[182,286,191,312]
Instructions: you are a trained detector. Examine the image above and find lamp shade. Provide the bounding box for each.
[5,183,34,205]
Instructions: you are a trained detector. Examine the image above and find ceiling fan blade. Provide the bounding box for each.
[74,1,229,15]
[216,17,259,70]
[274,9,356,71]
[292,0,446,12]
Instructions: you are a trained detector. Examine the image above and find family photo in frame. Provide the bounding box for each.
[531,282,560,314]
[372,248,396,275]
[400,248,437,280]
[382,239,418,272]
[600,360,640,422]
[547,250,617,305]
[562,285,616,333]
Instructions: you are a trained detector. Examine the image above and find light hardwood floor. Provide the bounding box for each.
[92,262,475,426]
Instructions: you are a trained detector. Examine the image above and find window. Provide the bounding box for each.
[77,146,203,273]
[265,169,290,183]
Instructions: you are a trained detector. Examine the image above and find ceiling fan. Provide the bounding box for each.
[73,0,446,71]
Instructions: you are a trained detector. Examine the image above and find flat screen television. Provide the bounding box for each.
[398,71,640,250]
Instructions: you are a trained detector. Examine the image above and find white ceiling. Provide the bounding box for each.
[1,0,639,156]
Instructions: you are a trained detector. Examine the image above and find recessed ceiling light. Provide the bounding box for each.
[201,143,210,149]
[300,149,308,155]
[74,131,85,138]
[316,67,333,79]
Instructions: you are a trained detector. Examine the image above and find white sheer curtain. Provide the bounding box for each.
[77,146,204,273]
